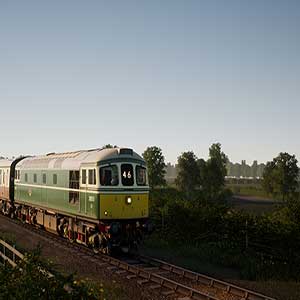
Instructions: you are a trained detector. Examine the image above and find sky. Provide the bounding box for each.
[0,1,300,164]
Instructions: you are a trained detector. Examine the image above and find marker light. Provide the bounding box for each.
[126,196,132,205]
[104,211,108,216]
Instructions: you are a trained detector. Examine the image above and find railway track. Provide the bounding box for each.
[0,214,276,300]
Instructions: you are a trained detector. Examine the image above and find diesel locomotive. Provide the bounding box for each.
[0,147,150,254]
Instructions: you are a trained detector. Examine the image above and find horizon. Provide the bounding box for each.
[0,145,286,166]
[1,1,299,164]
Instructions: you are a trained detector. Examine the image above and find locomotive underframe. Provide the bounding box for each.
[0,197,148,254]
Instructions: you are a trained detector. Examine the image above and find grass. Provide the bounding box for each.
[229,280,300,300]
[227,183,270,199]
[73,279,130,300]
[225,182,282,215]
[0,231,16,245]
[141,236,240,279]
[141,234,300,300]
[228,198,280,215]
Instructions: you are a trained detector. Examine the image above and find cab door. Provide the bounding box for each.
[79,169,87,214]
[86,169,97,217]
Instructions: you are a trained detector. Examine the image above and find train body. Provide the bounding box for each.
[0,147,150,254]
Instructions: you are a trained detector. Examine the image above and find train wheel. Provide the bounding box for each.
[106,242,112,256]
[68,231,75,243]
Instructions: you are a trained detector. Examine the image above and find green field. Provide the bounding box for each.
[226,182,270,199]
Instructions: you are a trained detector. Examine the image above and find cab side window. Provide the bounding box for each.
[88,169,96,185]
[53,174,58,185]
[82,169,86,184]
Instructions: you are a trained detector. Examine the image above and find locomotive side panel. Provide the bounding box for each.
[15,168,99,219]
[15,169,42,205]
[79,191,100,218]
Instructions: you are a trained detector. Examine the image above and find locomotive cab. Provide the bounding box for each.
[79,148,149,253]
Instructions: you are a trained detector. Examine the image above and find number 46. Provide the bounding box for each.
[123,171,131,179]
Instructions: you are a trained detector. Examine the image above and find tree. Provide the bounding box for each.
[262,152,299,201]
[142,146,166,188]
[175,151,199,195]
[197,158,206,186]
[201,143,228,200]
[102,144,117,149]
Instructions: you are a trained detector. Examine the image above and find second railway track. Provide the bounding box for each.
[0,214,276,300]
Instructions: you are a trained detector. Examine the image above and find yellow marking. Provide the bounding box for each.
[100,193,149,219]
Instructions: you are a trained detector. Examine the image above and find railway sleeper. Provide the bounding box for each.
[137,279,149,285]
[115,270,127,275]
[149,284,161,290]
[161,289,175,296]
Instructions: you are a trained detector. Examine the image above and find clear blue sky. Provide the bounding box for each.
[1,1,299,164]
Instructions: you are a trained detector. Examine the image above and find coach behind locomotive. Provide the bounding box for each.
[0,147,150,254]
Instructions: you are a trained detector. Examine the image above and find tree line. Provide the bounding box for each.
[143,143,228,202]
[143,144,300,205]
[142,145,300,280]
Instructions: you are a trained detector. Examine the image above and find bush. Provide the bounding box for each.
[0,248,103,300]
[147,188,300,280]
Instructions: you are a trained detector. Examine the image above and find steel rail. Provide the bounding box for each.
[138,255,276,300]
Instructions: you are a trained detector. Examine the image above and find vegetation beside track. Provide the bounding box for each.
[0,236,125,300]
[141,233,300,300]
[143,145,300,287]
[148,188,300,280]
[142,187,300,300]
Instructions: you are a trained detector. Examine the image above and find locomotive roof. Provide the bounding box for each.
[0,159,14,168]
[16,148,145,170]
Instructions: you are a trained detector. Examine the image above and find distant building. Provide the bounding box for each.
[165,159,267,183]
[226,160,265,179]
[165,162,177,183]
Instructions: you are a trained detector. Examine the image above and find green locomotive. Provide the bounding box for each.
[0,147,150,254]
